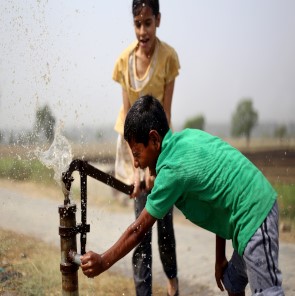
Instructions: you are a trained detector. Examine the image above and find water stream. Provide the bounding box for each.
[34,123,72,186]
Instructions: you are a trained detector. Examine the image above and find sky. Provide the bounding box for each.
[0,0,295,132]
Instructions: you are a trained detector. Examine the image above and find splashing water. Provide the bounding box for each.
[35,124,72,185]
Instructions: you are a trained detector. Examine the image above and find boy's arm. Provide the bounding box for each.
[215,235,228,291]
[80,208,156,278]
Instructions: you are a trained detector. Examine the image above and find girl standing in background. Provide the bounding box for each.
[112,0,180,295]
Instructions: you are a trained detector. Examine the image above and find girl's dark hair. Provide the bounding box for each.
[132,0,160,17]
[124,95,169,146]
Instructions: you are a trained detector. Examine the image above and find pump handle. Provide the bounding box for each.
[62,159,138,195]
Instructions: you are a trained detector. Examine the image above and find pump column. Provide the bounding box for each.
[59,202,79,296]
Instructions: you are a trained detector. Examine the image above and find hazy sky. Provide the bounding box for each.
[1,0,294,132]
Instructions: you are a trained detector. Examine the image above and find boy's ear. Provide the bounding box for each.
[156,12,161,27]
[149,130,161,150]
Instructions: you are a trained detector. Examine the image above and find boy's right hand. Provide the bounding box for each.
[81,251,104,278]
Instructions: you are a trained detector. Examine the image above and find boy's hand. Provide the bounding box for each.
[215,258,228,291]
[81,251,104,278]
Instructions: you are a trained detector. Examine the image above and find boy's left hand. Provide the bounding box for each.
[81,251,104,278]
[215,258,228,291]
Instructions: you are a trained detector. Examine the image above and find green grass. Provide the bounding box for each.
[274,183,295,219]
[0,157,54,184]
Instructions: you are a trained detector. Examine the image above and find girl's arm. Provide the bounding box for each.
[122,88,131,118]
[162,79,175,125]
[121,88,141,197]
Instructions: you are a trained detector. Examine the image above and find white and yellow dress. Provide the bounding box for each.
[113,37,180,184]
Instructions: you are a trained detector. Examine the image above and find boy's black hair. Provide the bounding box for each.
[132,0,160,17]
[124,95,169,146]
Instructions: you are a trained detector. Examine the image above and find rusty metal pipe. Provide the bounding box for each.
[59,202,79,295]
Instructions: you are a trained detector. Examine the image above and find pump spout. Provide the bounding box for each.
[68,250,82,266]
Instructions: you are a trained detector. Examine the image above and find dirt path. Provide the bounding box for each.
[0,183,294,295]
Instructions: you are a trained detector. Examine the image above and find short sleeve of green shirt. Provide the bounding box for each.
[145,166,183,219]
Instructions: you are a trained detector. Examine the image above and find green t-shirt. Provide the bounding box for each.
[145,129,277,255]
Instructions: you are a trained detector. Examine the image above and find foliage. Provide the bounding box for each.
[8,131,15,145]
[0,157,54,183]
[231,98,258,144]
[183,114,205,130]
[35,105,56,143]
[274,124,287,140]
[274,183,295,219]
[96,129,104,140]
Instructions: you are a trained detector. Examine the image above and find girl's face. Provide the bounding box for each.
[133,6,160,54]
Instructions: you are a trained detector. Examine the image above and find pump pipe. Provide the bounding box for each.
[59,159,145,295]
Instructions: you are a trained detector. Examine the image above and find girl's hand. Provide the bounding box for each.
[145,168,155,192]
[130,168,141,199]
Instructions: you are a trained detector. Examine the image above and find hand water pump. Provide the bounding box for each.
[59,159,136,295]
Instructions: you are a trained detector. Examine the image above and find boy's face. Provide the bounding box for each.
[133,6,160,55]
[128,130,161,177]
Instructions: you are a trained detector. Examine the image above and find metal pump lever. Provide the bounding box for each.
[61,159,145,256]
[62,159,135,196]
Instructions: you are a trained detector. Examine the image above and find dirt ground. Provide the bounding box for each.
[1,178,295,295]
[243,148,295,184]
[0,144,295,294]
[1,144,295,242]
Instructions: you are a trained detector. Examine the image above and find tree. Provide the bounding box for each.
[231,98,258,145]
[274,124,287,141]
[183,114,205,130]
[35,104,56,142]
[9,131,15,145]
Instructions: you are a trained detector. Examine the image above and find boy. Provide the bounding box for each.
[81,95,284,295]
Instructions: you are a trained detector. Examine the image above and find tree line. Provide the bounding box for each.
[183,98,288,144]
[0,99,289,145]
[0,105,56,145]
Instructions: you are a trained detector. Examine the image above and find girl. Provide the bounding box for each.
[112,1,180,295]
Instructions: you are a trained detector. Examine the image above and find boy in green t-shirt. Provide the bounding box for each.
[81,95,284,296]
